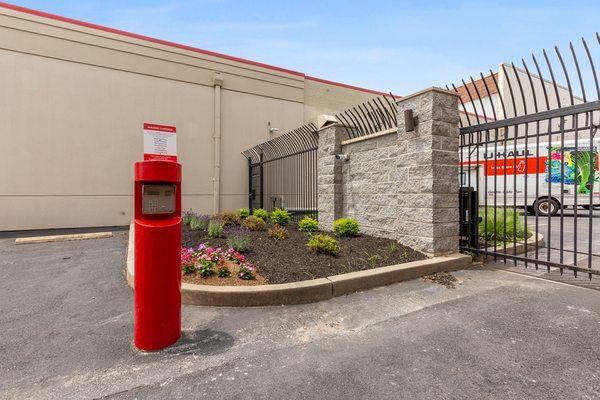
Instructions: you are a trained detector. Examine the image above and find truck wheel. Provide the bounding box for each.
[534,198,559,216]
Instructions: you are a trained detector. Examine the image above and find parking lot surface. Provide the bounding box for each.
[1,231,599,399]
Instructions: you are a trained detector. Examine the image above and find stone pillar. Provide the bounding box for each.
[317,124,344,231]
[395,88,461,256]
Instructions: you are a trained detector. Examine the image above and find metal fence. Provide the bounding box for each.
[454,32,600,279]
[242,123,319,221]
[449,33,600,128]
[242,95,398,222]
[334,94,398,139]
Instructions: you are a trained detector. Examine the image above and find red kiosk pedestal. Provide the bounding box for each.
[133,160,182,351]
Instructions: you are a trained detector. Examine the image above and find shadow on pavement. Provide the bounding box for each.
[138,329,235,359]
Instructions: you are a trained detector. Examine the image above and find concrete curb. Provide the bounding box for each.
[15,231,113,245]
[125,226,472,306]
[483,232,544,256]
[328,254,472,297]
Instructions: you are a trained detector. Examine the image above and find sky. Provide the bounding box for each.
[9,0,600,95]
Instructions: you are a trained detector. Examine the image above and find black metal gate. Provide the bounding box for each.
[243,124,319,222]
[451,33,600,279]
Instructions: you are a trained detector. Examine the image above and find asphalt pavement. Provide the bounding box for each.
[488,208,600,290]
[1,231,599,399]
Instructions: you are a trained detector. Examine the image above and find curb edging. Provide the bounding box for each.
[15,231,113,245]
[483,232,544,256]
[125,224,473,306]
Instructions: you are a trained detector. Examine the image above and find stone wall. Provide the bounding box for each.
[341,131,399,237]
[394,88,461,256]
[317,124,344,230]
[317,87,461,256]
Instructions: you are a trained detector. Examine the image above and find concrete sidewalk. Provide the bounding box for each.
[1,232,599,399]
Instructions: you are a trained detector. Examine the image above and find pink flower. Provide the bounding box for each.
[181,247,195,265]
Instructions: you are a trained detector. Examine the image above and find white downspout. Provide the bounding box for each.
[212,72,223,214]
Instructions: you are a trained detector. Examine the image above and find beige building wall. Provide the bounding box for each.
[303,78,386,122]
[0,5,386,230]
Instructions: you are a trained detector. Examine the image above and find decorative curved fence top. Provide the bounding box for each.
[334,94,398,139]
[447,32,600,129]
[242,93,398,164]
[242,123,318,164]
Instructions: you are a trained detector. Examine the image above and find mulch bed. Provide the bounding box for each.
[182,224,425,285]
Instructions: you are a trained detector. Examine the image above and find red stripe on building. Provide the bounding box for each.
[0,1,394,97]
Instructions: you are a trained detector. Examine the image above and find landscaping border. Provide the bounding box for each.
[16,232,113,245]
[125,224,472,306]
[483,232,544,256]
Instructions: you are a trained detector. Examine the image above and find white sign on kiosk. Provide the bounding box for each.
[143,123,177,162]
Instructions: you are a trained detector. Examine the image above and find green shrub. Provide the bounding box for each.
[270,208,291,226]
[366,254,381,269]
[479,207,530,242]
[217,211,241,226]
[208,221,224,238]
[217,265,230,278]
[199,263,213,277]
[189,215,209,231]
[268,225,289,240]
[252,208,269,221]
[237,208,250,219]
[244,215,266,231]
[298,216,319,233]
[182,211,193,227]
[333,218,360,237]
[307,234,340,256]
[182,264,196,275]
[226,227,250,252]
[238,264,255,280]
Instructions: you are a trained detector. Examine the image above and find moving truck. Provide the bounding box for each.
[461,139,600,216]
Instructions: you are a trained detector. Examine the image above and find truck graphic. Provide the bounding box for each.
[461,140,600,216]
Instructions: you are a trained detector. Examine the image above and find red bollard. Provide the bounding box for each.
[133,160,182,351]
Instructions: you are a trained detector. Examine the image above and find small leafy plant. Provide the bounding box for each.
[208,221,224,238]
[199,263,214,277]
[189,214,209,231]
[333,218,360,237]
[479,207,530,242]
[237,208,250,219]
[401,248,409,262]
[386,242,398,255]
[238,264,255,280]
[366,254,381,269]
[182,210,194,227]
[217,265,230,278]
[244,215,267,231]
[217,211,241,226]
[182,263,196,275]
[270,208,291,226]
[268,225,289,240]
[298,216,318,233]
[307,234,340,256]
[226,226,251,252]
[223,248,247,265]
[252,208,269,221]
